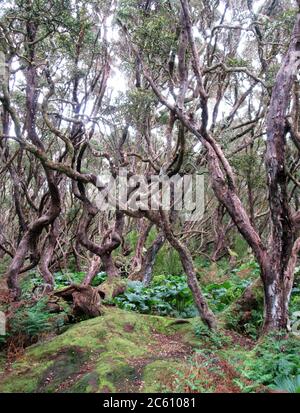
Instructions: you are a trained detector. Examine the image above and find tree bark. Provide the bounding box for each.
[143,232,165,285]
[76,196,124,283]
[261,11,300,332]
[39,221,59,290]
[141,0,300,333]
[4,18,62,299]
[130,219,153,276]
[152,210,216,329]
[82,255,102,286]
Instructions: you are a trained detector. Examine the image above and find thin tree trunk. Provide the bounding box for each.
[82,255,102,286]
[39,221,59,290]
[76,196,124,284]
[130,219,153,275]
[156,210,216,329]
[143,232,165,285]
[5,18,62,299]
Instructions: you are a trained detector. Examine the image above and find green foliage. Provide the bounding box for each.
[20,270,107,299]
[290,287,300,316]
[91,271,107,287]
[273,375,300,393]
[0,256,10,276]
[194,323,231,349]
[226,57,250,67]
[150,232,182,276]
[204,277,251,313]
[265,63,281,88]
[9,299,53,339]
[194,256,211,269]
[232,234,250,258]
[114,260,261,319]
[241,332,300,390]
[277,9,298,27]
[121,88,158,133]
[125,228,183,277]
[54,270,107,289]
[113,275,197,318]
[54,271,85,288]
[118,0,178,60]
[154,246,183,277]
[243,309,263,339]
[225,302,263,340]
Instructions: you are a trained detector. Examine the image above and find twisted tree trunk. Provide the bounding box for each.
[3,19,62,299]
[152,210,216,329]
[141,0,300,333]
[39,220,59,290]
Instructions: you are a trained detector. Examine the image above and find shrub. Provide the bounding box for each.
[20,270,108,299]
[203,277,251,313]
[241,332,300,390]
[114,268,260,319]
[91,271,107,287]
[194,323,231,349]
[113,275,197,318]
[9,299,53,339]
[273,375,300,393]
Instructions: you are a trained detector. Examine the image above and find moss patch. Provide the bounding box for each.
[67,371,99,393]
[36,346,87,392]
[0,307,197,393]
[142,360,183,392]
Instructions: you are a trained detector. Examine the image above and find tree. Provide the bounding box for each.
[1,0,300,333]
[119,0,300,332]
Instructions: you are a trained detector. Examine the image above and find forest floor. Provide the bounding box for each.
[1,262,299,393]
[0,307,264,393]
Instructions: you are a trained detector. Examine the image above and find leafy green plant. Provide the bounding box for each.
[241,332,300,390]
[54,271,86,289]
[20,270,108,299]
[203,277,251,312]
[194,323,231,349]
[114,267,261,319]
[273,375,300,393]
[113,275,197,318]
[153,245,183,276]
[91,271,107,287]
[242,309,263,339]
[9,299,53,339]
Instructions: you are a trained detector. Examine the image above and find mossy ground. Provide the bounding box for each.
[0,307,258,393]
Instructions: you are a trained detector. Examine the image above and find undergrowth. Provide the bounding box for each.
[237,332,300,392]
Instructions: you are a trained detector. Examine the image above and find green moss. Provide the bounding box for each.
[0,307,198,393]
[0,361,52,392]
[68,371,99,393]
[96,357,136,392]
[142,360,183,392]
[36,347,87,393]
[99,279,127,300]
